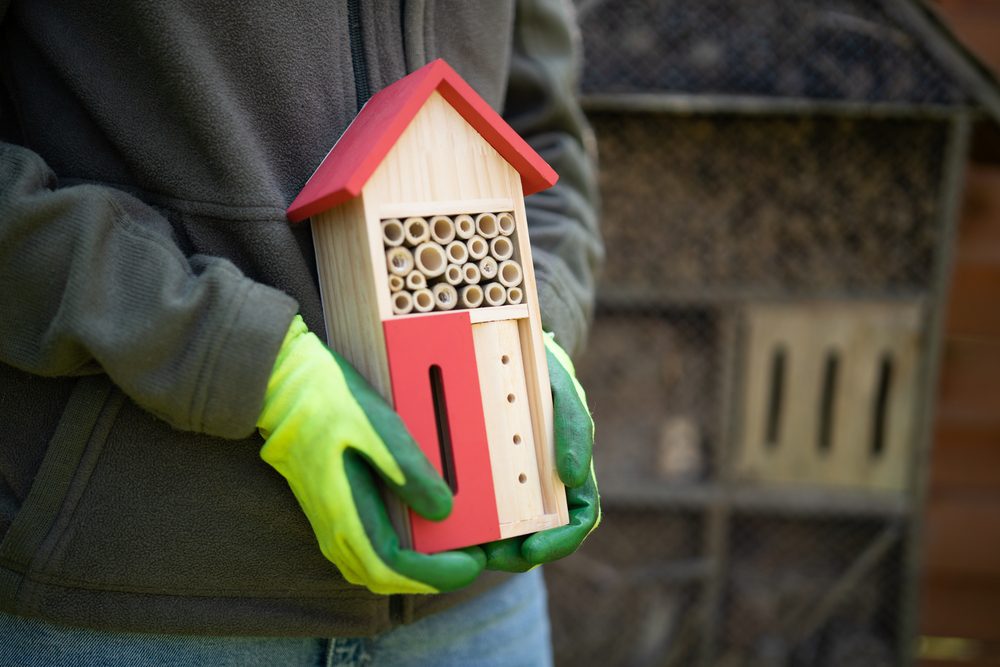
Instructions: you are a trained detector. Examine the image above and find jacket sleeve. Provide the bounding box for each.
[504,0,603,358]
[0,143,298,438]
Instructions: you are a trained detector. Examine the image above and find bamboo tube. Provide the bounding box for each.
[497,212,516,236]
[475,212,499,239]
[462,262,481,285]
[404,217,430,245]
[446,240,469,265]
[412,288,435,313]
[506,286,524,305]
[498,259,522,287]
[459,285,484,309]
[478,256,498,281]
[483,282,507,307]
[405,270,426,290]
[444,264,464,286]
[386,247,414,276]
[382,219,405,247]
[413,242,447,278]
[489,236,514,261]
[388,274,405,293]
[467,235,489,260]
[391,290,413,315]
[454,214,476,240]
[429,216,456,245]
[432,283,458,311]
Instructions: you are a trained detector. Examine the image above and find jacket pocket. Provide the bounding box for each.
[16,389,356,599]
[0,375,121,614]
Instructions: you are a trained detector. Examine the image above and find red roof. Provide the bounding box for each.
[286,59,559,222]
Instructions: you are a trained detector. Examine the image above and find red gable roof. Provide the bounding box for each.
[286,59,559,222]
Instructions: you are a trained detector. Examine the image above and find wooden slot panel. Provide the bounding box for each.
[472,320,545,533]
[383,312,500,553]
[736,301,923,491]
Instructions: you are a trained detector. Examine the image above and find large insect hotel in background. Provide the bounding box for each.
[545,1,1000,666]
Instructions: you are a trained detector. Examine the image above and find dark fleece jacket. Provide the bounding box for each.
[0,0,601,636]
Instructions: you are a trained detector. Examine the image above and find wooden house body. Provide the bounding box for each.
[287,60,569,553]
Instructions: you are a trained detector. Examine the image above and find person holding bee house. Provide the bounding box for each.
[0,0,602,664]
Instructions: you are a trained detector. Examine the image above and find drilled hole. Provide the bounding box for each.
[517,473,527,484]
[506,393,516,403]
[513,434,521,445]
[501,355,510,365]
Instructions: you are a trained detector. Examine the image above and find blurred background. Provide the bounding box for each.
[544,1,1000,666]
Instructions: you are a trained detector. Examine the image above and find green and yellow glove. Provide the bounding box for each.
[257,315,485,594]
[481,333,601,571]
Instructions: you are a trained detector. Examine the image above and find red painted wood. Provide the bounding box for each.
[286,59,558,222]
[383,312,501,553]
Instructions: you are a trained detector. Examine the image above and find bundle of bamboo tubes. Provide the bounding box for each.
[382,212,524,315]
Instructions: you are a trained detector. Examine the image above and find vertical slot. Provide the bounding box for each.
[871,353,894,459]
[817,351,839,454]
[765,346,786,449]
[429,365,458,494]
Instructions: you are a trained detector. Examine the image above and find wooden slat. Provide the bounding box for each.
[944,166,1000,338]
[311,200,392,401]
[919,660,1000,667]
[930,420,1000,491]
[920,577,1000,641]
[378,198,514,220]
[946,264,1000,339]
[924,495,1000,578]
[935,338,1000,428]
[934,1,1000,74]
[950,166,1000,265]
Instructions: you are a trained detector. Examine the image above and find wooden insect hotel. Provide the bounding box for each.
[286,59,568,553]
[540,1,1000,665]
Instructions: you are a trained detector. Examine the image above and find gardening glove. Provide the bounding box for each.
[257,315,486,594]
[481,333,601,571]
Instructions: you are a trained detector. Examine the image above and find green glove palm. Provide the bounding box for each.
[258,315,485,594]
[481,334,601,571]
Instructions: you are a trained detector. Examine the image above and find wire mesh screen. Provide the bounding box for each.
[592,114,946,299]
[720,517,901,667]
[576,0,966,104]
[544,1,963,665]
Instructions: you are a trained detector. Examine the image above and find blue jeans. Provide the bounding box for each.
[0,569,552,667]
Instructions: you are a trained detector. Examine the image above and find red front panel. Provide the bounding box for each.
[383,312,500,553]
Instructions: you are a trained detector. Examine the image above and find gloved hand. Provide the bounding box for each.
[481,333,601,571]
[257,315,485,594]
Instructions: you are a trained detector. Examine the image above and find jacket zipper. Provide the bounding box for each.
[347,0,404,627]
[347,0,371,109]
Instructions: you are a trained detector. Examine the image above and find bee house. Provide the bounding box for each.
[286,59,568,553]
